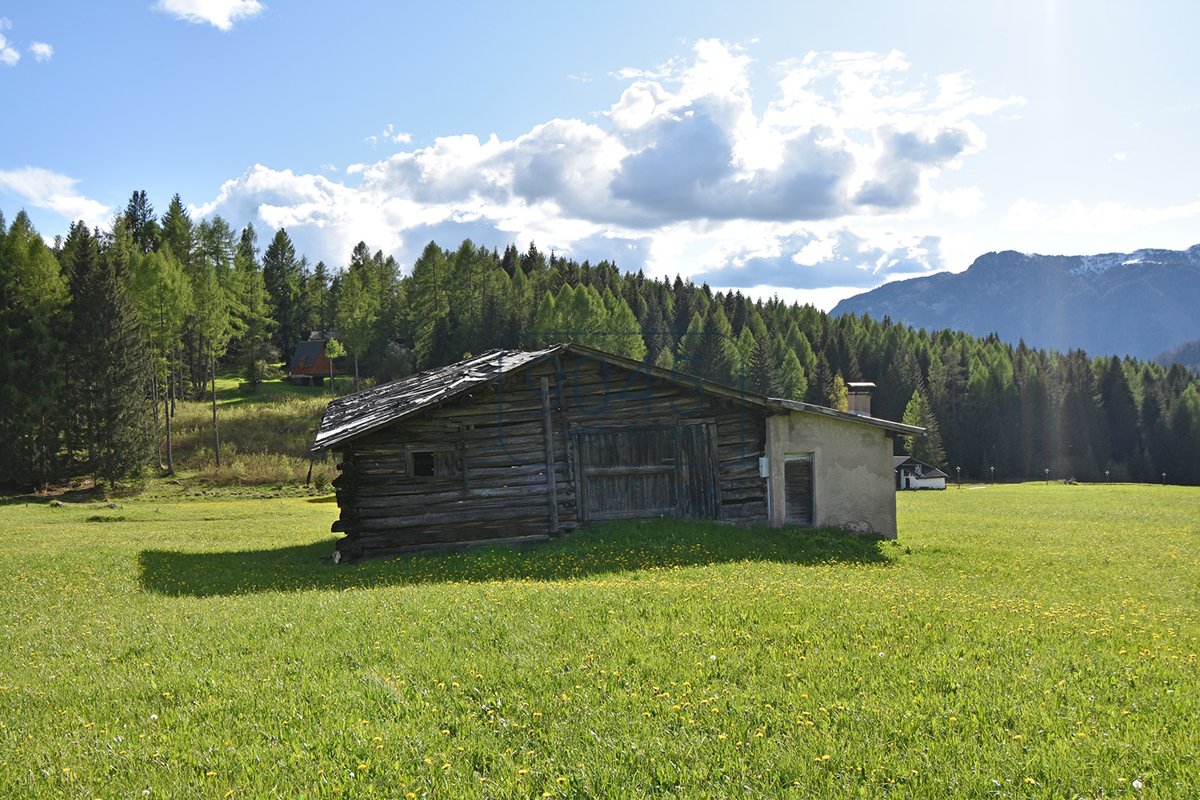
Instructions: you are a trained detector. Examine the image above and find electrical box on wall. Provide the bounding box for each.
[758,457,770,478]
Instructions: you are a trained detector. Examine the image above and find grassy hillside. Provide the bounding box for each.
[0,484,1196,797]
[160,373,351,487]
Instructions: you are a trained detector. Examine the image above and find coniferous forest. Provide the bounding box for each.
[2,191,1199,490]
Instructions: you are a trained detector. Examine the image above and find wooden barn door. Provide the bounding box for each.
[784,454,814,526]
[677,421,720,519]
[574,425,677,522]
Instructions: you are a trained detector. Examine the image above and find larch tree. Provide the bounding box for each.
[130,247,192,473]
[334,260,380,391]
[191,230,234,468]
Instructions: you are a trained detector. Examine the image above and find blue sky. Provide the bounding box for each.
[2,0,1198,307]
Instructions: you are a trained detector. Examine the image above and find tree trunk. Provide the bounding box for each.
[329,357,335,395]
[165,377,174,476]
[354,354,360,392]
[151,368,164,469]
[211,351,221,468]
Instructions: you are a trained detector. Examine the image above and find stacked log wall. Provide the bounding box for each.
[331,354,769,560]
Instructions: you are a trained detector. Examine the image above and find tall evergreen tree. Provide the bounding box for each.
[61,222,153,485]
[121,190,159,254]
[0,211,69,486]
[408,241,451,368]
[262,228,304,363]
[902,389,946,467]
[232,224,274,391]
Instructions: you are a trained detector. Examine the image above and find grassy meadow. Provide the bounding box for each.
[159,372,346,487]
[0,483,1196,798]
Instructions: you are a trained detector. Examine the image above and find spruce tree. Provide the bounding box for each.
[262,228,303,363]
[62,222,153,486]
[748,334,780,396]
[0,211,69,487]
[232,224,274,391]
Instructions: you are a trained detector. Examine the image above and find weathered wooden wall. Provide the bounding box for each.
[331,354,768,560]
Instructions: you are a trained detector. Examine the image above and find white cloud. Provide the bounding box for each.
[0,19,19,66]
[1109,152,1127,162]
[196,41,1016,285]
[154,0,264,31]
[364,123,412,147]
[29,42,52,62]
[0,167,110,227]
[1002,197,1200,236]
[792,237,838,265]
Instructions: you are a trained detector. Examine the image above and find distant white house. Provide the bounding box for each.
[894,455,948,490]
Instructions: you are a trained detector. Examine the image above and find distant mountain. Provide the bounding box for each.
[831,245,1200,360]
[1157,338,1200,373]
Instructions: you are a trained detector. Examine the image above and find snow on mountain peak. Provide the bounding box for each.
[1073,251,1142,276]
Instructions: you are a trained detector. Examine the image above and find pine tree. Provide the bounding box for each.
[675,311,706,376]
[748,334,780,396]
[62,222,153,486]
[262,228,303,363]
[0,211,69,486]
[408,241,451,368]
[902,389,946,467]
[159,194,193,263]
[699,305,740,386]
[121,190,159,253]
[231,224,274,392]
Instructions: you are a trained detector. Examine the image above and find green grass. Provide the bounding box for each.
[162,371,346,486]
[0,484,1196,798]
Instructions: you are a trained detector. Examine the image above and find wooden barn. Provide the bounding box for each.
[288,336,337,385]
[311,344,921,561]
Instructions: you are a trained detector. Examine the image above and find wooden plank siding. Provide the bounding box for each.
[330,353,769,560]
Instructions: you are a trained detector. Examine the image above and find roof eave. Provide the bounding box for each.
[309,347,565,453]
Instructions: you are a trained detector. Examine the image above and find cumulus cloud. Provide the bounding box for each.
[155,0,264,31]
[0,167,111,227]
[0,18,20,66]
[29,42,52,61]
[196,40,1016,285]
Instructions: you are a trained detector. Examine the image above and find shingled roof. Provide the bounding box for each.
[310,342,921,452]
[311,347,558,452]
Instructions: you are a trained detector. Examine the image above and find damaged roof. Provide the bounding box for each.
[310,342,921,452]
[311,347,559,452]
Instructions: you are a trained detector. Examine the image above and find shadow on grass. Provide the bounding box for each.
[0,485,110,506]
[138,520,894,598]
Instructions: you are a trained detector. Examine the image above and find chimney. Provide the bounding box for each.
[847,382,875,416]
